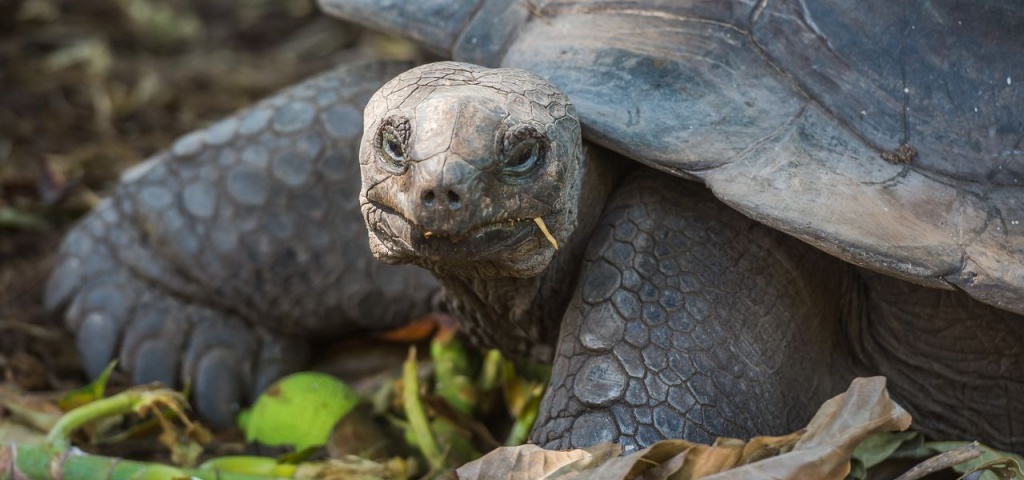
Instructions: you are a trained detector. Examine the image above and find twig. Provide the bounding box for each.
[894,442,982,480]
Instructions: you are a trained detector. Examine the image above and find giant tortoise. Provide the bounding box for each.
[46,0,1024,452]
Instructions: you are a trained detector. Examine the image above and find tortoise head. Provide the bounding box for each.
[359,62,584,278]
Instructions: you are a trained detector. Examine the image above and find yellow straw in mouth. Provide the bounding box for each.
[533,217,559,250]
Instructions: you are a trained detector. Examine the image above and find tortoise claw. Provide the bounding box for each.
[192,347,248,429]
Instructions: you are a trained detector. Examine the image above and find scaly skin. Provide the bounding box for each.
[359,62,1024,452]
[45,61,439,427]
[531,171,855,449]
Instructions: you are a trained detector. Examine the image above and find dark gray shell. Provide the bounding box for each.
[323,0,1024,314]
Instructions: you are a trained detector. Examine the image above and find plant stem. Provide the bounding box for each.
[402,347,443,470]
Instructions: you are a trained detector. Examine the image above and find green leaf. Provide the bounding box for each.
[430,326,478,415]
[59,361,117,411]
[198,455,297,476]
[240,372,359,451]
[958,457,1024,480]
[0,207,50,231]
[130,464,191,480]
[849,430,922,478]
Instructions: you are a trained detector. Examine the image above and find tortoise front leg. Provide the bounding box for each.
[45,60,440,427]
[530,170,855,451]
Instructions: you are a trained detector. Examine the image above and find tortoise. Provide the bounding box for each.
[46,0,1024,452]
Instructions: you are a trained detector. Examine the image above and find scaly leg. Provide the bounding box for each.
[46,61,439,427]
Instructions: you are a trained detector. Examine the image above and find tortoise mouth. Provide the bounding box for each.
[365,200,544,261]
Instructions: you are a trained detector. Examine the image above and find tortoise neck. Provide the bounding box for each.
[437,147,630,362]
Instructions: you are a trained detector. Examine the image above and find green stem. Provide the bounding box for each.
[402,347,443,470]
[505,386,542,446]
[46,389,181,450]
[1,444,292,480]
[478,349,504,392]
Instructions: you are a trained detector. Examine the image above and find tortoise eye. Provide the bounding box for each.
[502,125,547,179]
[504,140,540,176]
[382,130,404,162]
[377,118,410,173]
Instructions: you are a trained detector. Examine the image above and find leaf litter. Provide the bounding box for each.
[2,310,1021,479]
[460,377,945,480]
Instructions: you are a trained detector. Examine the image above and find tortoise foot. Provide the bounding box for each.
[46,205,307,427]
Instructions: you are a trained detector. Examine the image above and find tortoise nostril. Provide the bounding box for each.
[420,188,461,209]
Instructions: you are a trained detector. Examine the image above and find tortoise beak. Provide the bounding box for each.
[400,155,481,239]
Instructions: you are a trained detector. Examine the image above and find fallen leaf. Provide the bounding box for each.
[0,420,48,446]
[455,376,911,479]
[849,430,923,479]
[701,376,911,479]
[0,208,50,232]
[456,443,620,479]
[0,387,62,433]
[958,456,1024,480]
[240,372,360,451]
[377,315,444,343]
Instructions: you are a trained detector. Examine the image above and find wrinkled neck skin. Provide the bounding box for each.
[438,147,628,362]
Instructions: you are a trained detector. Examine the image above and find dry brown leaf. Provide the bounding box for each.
[578,431,803,479]
[456,442,621,479]
[701,376,911,480]
[581,440,695,479]
[456,377,910,479]
[376,316,441,342]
